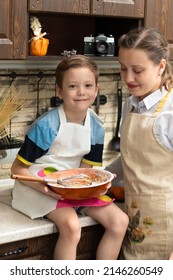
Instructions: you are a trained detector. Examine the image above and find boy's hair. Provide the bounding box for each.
[118,27,173,90]
[55,55,99,89]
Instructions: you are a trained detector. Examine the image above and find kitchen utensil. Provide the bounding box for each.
[111,82,122,151]
[46,168,114,200]
[11,173,92,188]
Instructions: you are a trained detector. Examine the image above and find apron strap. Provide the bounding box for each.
[154,91,171,115]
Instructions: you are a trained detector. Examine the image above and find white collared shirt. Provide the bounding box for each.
[121,87,173,151]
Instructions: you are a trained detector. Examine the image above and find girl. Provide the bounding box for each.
[106,27,173,260]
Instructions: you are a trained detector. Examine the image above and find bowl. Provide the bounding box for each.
[47,168,114,200]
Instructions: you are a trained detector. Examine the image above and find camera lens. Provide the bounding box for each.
[96,40,108,55]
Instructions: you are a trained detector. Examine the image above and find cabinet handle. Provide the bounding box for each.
[0,246,28,257]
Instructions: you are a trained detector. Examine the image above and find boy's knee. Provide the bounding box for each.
[122,212,129,229]
[114,211,129,235]
[65,218,81,239]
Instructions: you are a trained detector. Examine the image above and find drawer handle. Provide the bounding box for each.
[0,246,28,257]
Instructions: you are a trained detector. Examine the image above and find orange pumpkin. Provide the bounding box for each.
[107,186,125,202]
[30,37,49,56]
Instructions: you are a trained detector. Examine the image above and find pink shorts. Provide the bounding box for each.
[56,195,113,209]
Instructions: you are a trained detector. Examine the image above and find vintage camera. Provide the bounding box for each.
[95,34,115,56]
[84,35,95,56]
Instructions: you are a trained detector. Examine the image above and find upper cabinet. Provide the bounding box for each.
[144,0,173,40]
[144,0,173,58]
[28,0,90,14]
[1,0,173,60]
[91,0,144,18]
[0,0,28,59]
[0,0,13,59]
[27,0,144,57]
[28,0,144,18]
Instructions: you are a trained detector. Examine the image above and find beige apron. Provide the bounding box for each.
[12,105,91,219]
[120,92,173,259]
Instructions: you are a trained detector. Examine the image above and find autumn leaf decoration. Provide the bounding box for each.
[29,16,49,56]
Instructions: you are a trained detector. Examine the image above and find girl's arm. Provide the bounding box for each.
[169,251,173,260]
[105,156,124,185]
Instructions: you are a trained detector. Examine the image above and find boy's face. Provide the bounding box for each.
[56,67,98,111]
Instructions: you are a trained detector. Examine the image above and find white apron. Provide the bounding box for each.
[120,92,173,259]
[12,105,91,219]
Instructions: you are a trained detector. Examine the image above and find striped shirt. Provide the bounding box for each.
[17,108,104,167]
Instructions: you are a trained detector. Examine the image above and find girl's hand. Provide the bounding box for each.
[169,251,173,260]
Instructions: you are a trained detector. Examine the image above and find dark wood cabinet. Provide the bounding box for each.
[0,224,104,260]
[0,0,13,59]
[28,0,144,18]
[29,13,140,57]
[0,0,173,60]
[0,234,56,260]
[91,0,144,18]
[0,0,28,59]
[27,0,144,57]
[144,0,173,59]
[28,0,90,14]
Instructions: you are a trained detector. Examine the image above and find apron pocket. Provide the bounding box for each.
[122,192,167,260]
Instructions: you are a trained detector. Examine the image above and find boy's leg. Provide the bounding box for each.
[47,207,81,260]
[85,203,129,260]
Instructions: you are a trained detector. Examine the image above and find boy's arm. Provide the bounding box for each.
[11,158,61,199]
[79,161,93,168]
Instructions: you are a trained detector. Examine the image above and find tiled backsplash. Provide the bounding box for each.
[0,64,129,179]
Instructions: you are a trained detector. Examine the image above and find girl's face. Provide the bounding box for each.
[118,47,166,100]
[57,67,98,112]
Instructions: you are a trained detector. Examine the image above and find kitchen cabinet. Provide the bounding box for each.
[0,0,28,59]
[28,0,144,18]
[0,235,55,260]
[1,0,173,60]
[91,0,144,18]
[28,13,140,57]
[0,224,104,260]
[144,0,173,59]
[28,0,144,57]
[28,0,90,14]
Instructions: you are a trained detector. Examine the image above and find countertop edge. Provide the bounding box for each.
[0,202,99,245]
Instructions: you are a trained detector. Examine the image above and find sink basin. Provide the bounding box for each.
[0,178,14,205]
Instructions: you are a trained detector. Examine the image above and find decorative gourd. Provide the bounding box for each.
[30,36,49,56]
[107,186,125,202]
[29,16,49,56]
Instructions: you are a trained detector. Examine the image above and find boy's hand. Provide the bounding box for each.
[43,184,63,200]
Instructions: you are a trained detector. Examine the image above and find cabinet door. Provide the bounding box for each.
[0,0,13,58]
[144,0,173,58]
[0,0,28,59]
[144,0,173,41]
[0,239,29,260]
[91,0,144,18]
[28,0,90,14]
[0,235,56,260]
